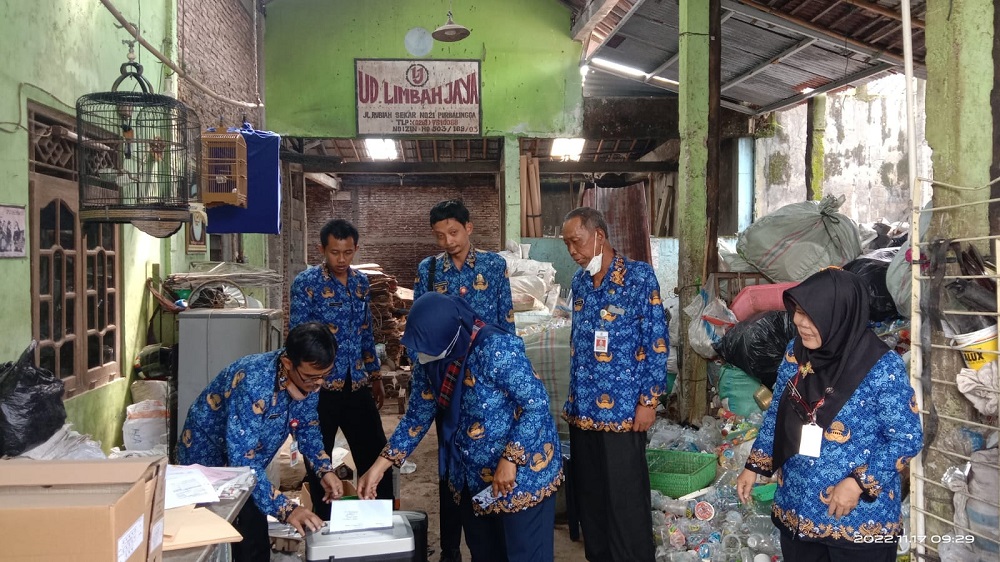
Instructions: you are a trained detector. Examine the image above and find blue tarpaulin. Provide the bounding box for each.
[206,124,281,234]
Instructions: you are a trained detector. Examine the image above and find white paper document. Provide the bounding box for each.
[329,499,393,533]
[165,465,221,510]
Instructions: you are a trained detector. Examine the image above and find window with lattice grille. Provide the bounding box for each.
[29,104,121,397]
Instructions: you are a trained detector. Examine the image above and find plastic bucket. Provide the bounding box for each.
[952,325,999,371]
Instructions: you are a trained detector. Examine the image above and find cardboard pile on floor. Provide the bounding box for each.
[357,263,409,367]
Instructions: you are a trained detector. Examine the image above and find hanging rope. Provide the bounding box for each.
[99,0,263,109]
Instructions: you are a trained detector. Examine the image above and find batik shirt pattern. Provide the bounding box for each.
[289,264,380,390]
[382,331,563,515]
[178,350,333,521]
[746,343,923,546]
[413,248,516,331]
[565,252,669,431]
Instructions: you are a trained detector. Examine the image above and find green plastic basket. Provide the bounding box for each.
[646,449,717,499]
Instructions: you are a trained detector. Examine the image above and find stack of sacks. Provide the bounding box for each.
[499,244,560,329]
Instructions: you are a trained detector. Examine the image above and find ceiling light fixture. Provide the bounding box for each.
[591,57,647,79]
[365,138,398,161]
[652,76,679,86]
[551,138,586,162]
[432,1,470,42]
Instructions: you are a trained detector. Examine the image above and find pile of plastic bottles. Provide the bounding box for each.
[651,474,782,562]
[647,415,783,561]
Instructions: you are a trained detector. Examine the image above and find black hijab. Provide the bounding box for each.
[771,268,889,471]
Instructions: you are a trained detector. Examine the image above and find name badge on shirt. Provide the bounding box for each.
[289,439,300,467]
[594,330,609,354]
[799,423,822,457]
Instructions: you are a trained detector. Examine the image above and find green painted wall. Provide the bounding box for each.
[0,0,179,451]
[921,0,994,540]
[264,0,583,137]
[925,0,993,233]
[264,0,584,246]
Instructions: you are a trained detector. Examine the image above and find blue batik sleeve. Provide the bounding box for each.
[224,368,294,520]
[638,270,669,406]
[288,273,310,330]
[493,340,553,466]
[849,353,923,501]
[382,367,437,466]
[413,258,429,300]
[746,342,796,477]
[294,395,334,476]
[360,277,381,374]
[497,264,516,332]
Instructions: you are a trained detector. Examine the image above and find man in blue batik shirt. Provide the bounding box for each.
[561,207,668,562]
[412,199,515,562]
[289,219,394,520]
[178,323,343,562]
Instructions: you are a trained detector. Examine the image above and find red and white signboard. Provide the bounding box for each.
[355,59,482,136]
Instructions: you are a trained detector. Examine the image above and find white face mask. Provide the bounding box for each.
[584,234,603,276]
[416,326,462,364]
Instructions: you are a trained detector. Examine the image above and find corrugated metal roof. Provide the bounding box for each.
[572,0,926,114]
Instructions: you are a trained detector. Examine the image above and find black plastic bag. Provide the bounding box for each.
[844,251,900,322]
[716,311,796,388]
[0,342,67,456]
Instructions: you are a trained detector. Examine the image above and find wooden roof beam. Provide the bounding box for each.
[722,0,905,65]
[722,37,816,91]
[584,0,649,63]
[840,0,924,28]
[571,0,621,41]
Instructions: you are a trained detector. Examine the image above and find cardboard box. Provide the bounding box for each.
[0,456,168,561]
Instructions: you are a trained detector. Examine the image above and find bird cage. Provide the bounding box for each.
[201,132,248,208]
[76,59,197,225]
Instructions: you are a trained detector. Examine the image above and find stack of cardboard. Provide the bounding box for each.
[357,264,410,367]
[0,456,168,561]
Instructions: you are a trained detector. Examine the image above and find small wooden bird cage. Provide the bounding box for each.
[201,132,248,208]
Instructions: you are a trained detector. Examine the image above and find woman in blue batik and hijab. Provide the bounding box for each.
[359,293,563,562]
[736,268,923,561]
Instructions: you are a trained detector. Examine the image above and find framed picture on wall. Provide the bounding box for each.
[186,214,207,254]
[0,204,27,258]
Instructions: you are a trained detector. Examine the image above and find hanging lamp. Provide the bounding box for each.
[432,1,470,42]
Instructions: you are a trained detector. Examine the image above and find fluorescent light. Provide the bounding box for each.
[652,76,679,86]
[801,87,815,94]
[591,57,647,78]
[365,138,398,160]
[551,138,585,162]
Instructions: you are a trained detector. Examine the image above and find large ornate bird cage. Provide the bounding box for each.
[76,56,198,233]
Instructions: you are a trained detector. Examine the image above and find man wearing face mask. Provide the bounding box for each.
[560,207,669,562]
[178,323,344,562]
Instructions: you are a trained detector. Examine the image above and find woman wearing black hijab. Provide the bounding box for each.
[736,268,922,561]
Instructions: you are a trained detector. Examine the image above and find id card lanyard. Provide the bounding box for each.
[289,418,301,467]
[786,369,826,458]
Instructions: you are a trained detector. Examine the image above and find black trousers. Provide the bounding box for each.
[569,426,655,562]
[437,413,464,556]
[779,532,897,562]
[232,497,270,562]
[458,487,556,562]
[306,385,393,520]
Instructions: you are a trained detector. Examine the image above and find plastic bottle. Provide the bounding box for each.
[746,533,777,556]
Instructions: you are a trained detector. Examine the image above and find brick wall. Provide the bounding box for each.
[306,183,502,287]
[177,0,263,128]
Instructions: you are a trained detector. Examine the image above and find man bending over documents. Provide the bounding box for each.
[178,322,344,562]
